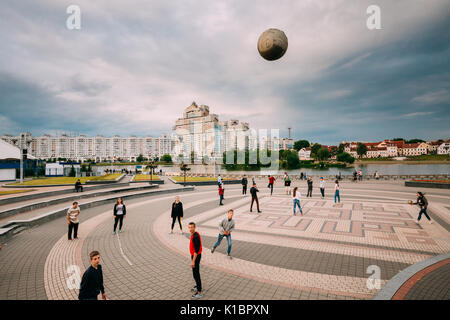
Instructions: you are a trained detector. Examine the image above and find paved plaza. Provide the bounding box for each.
[0,178,449,300]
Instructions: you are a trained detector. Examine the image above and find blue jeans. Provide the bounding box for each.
[334,190,340,203]
[293,199,302,214]
[418,208,431,221]
[220,194,223,205]
[214,233,232,255]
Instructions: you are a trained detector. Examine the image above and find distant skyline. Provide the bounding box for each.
[1,0,449,145]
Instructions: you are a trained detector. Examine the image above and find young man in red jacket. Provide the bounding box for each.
[218,184,224,206]
[189,222,203,299]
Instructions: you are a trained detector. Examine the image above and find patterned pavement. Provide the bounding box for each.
[1,181,449,300]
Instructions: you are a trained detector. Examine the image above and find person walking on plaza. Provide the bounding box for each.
[78,251,107,300]
[250,183,262,213]
[211,209,235,259]
[358,170,363,181]
[338,171,342,180]
[292,187,303,216]
[334,180,341,203]
[170,196,183,234]
[75,179,83,192]
[410,192,432,224]
[113,197,126,235]
[307,177,313,197]
[217,175,222,187]
[375,171,380,180]
[241,175,248,195]
[300,172,304,180]
[268,175,275,196]
[67,201,80,240]
[353,170,358,182]
[284,173,292,195]
[218,184,224,206]
[188,222,203,299]
[319,177,325,198]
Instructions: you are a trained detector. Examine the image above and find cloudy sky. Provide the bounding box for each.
[0,0,449,145]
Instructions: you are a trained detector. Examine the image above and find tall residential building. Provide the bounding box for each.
[172,102,251,161]
[1,133,174,162]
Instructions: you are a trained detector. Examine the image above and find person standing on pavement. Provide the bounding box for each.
[292,187,303,216]
[307,177,313,197]
[218,184,224,206]
[319,177,325,198]
[241,175,248,195]
[188,222,203,299]
[78,251,107,300]
[250,183,262,213]
[113,197,126,235]
[334,180,341,203]
[268,175,275,196]
[211,209,235,259]
[284,173,291,195]
[170,196,183,234]
[217,175,222,187]
[410,192,432,224]
[67,201,80,240]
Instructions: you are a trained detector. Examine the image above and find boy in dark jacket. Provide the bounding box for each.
[171,196,184,234]
[78,251,107,300]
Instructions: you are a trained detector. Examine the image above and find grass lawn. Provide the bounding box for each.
[9,174,123,186]
[0,189,36,195]
[132,174,161,181]
[171,176,234,182]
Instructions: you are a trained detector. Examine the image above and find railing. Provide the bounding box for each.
[161,173,449,181]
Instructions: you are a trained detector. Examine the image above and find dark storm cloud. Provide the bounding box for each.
[0,0,449,144]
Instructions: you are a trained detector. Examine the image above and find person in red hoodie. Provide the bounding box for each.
[268,175,276,196]
[188,222,203,299]
[218,184,224,206]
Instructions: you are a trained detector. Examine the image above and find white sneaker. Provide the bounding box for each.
[429,220,433,224]
[415,220,420,224]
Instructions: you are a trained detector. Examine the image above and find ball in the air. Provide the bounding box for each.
[257,28,288,61]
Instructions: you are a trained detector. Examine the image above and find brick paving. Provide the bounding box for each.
[403,261,450,300]
[1,181,449,300]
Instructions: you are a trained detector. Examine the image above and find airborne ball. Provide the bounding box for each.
[257,28,288,61]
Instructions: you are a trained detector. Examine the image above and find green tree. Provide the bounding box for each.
[69,165,76,177]
[336,152,355,164]
[392,138,404,141]
[136,154,144,162]
[161,154,172,163]
[293,140,310,151]
[337,143,345,154]
[317,148,331,161]
[310,143,321,159]
[180,162,190,186]
[357,143,368,159]
[405,139,425,144]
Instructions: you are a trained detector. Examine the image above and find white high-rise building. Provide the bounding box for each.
[171,102,251,162]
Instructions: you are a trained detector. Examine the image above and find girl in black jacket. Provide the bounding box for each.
[411,192,432,224]
[113,197,126,234]
[171,196,184,234]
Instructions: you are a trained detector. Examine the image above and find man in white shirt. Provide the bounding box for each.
[319,177,325,198]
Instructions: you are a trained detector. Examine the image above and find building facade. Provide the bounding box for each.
[1,133,174,162]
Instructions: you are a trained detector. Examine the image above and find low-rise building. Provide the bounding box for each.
[437,141,450,155]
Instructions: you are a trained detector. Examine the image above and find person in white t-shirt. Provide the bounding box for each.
[319,177,326,198]
[292,187,303,216]
[334,180,341,203]
[67,201,80,240]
